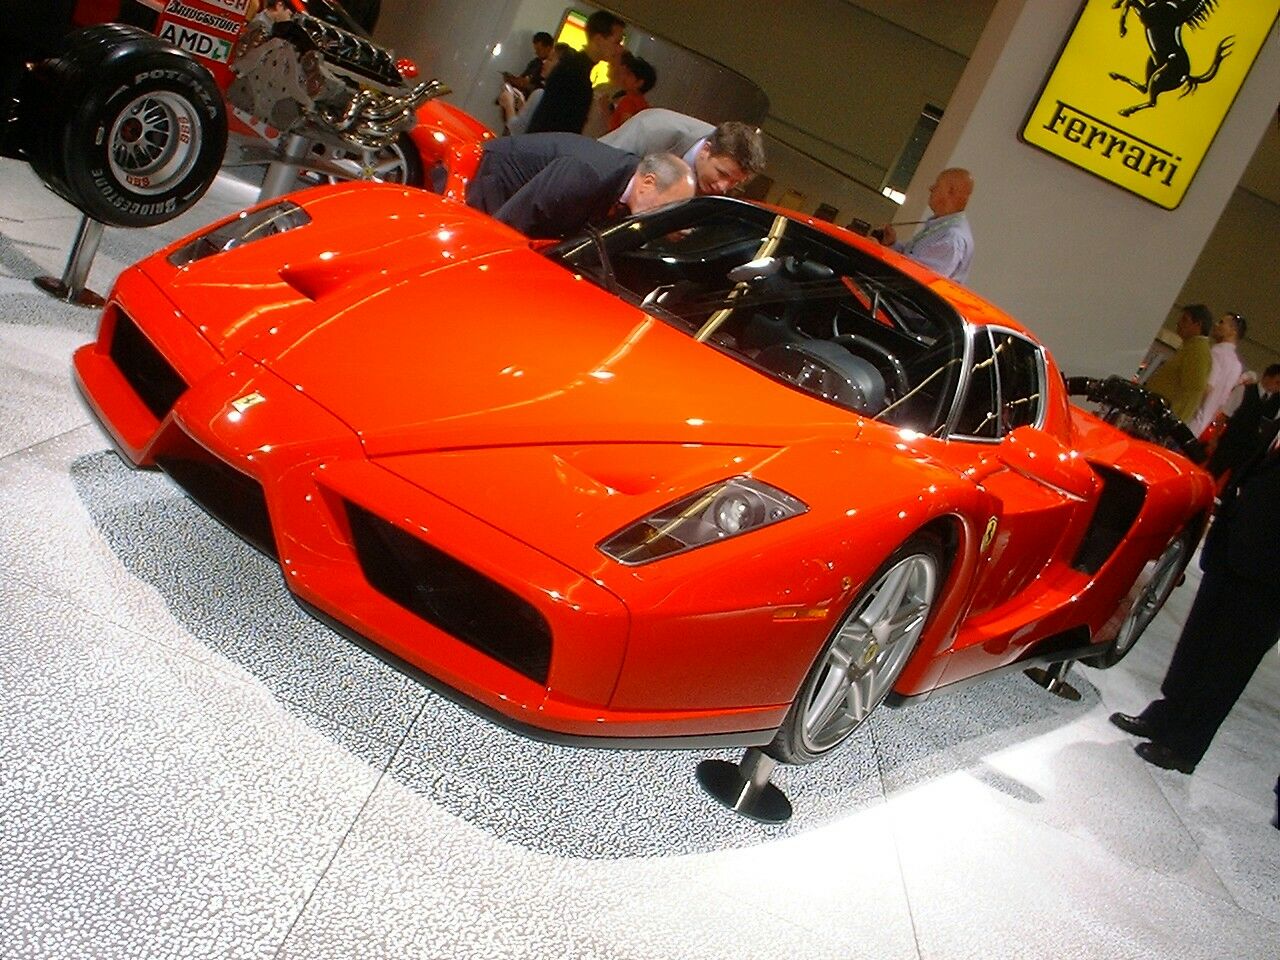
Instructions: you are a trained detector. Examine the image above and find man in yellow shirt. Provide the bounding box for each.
[1146,304,1213,423]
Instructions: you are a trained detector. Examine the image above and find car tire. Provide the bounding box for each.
[765,533,945,765]
[1081,527,1197,669]
[364,133,424,186]
[23,24,226,229]
[304,132,425,188]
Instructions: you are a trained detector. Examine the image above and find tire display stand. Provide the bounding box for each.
[696,747,793,824]
[33,214,107,308]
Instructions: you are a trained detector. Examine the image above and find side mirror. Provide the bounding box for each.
[997,426,1096,501]
[727,256,783,284]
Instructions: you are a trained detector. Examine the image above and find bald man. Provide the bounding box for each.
[878,167,975,284]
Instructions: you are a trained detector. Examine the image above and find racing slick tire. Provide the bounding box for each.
[22,24,227,229]
[765,533,944,765]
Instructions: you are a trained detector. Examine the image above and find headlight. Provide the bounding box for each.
[599,477,807,565]
[167,200,312,268]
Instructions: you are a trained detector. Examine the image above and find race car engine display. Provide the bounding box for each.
[227,15,444,152]
[1066,375,1206,463]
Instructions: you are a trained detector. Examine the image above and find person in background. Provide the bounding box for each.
[876,168,975,284]
[1208,363,1280,483]
[500,43,570,136]
[504,31,554,96]
[248,0,292,31]
[1145,304,1213,424]
[607,52,656,131]
[601,111,765,196]
[1187,311,1245,437]
[466,132,693,239]
[1110,425,1280,777]
[526,10,625,134]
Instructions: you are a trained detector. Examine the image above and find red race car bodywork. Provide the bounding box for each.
[74,186,1213,761]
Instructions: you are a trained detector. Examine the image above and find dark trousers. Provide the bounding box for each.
[1140,568,1280,764]
[464,155,506,217]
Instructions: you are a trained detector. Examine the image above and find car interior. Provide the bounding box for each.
[548,198,969,434]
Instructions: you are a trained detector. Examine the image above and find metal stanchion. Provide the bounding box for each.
[1025,659,1082,701]
[696,747,793,823]
[258,132,313,202]
[34,214,107,307]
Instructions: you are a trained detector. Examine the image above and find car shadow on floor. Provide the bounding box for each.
[73,449,1098,857]
[0,231,66,282]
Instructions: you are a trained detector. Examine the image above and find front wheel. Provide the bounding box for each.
[1083,528,1196,668]
[766,534,944,764]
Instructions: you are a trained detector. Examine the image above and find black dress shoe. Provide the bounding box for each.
[1135,740,1196,774]
[1109,712,1156,738]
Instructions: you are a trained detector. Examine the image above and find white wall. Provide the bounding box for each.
[374,0,524,131]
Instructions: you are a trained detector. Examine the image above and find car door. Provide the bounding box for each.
[949,327,1095,619]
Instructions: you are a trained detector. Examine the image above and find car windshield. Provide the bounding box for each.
[545,198,967,433]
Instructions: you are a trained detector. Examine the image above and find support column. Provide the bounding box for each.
[901,0,1280,378]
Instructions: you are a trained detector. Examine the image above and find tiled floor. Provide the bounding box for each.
[1,156,1276,959]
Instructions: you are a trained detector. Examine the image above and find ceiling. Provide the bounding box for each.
[835,0,997,59]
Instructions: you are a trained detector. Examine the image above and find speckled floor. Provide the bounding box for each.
[1,156,1276,960]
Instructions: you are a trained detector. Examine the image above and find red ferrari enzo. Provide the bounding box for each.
[74,186,1213,765]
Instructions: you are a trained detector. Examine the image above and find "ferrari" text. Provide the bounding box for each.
[1041,100,1179,188]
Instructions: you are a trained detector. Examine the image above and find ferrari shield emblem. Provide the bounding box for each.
[231,391,266,413]
[981,517,999,552]
[1021,0,1280,208]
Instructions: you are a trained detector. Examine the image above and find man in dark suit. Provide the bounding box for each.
[526,10,625,134]
[466,133,694,239]
[1111,432,1280,774]
[1208,363,1280,481]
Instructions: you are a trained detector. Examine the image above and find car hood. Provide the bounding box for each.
[248,247,858,456]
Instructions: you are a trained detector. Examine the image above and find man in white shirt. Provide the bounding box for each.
[1188,312,1245,437]
[876,168,975,284]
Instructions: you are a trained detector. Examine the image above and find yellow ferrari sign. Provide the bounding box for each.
[1021,0,1280,209]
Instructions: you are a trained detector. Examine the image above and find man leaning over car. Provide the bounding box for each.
[466,132,694,239]
[600,110,765,196]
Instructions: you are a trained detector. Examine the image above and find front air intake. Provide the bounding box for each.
[155,429,276,559]
[345,502,552,683]
[108,307,188,420]
[1071,463,1145,574]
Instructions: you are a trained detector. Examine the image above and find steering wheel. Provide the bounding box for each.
[834,334,909,400]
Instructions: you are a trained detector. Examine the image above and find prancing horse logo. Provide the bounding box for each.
[1109,0,1234,117]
